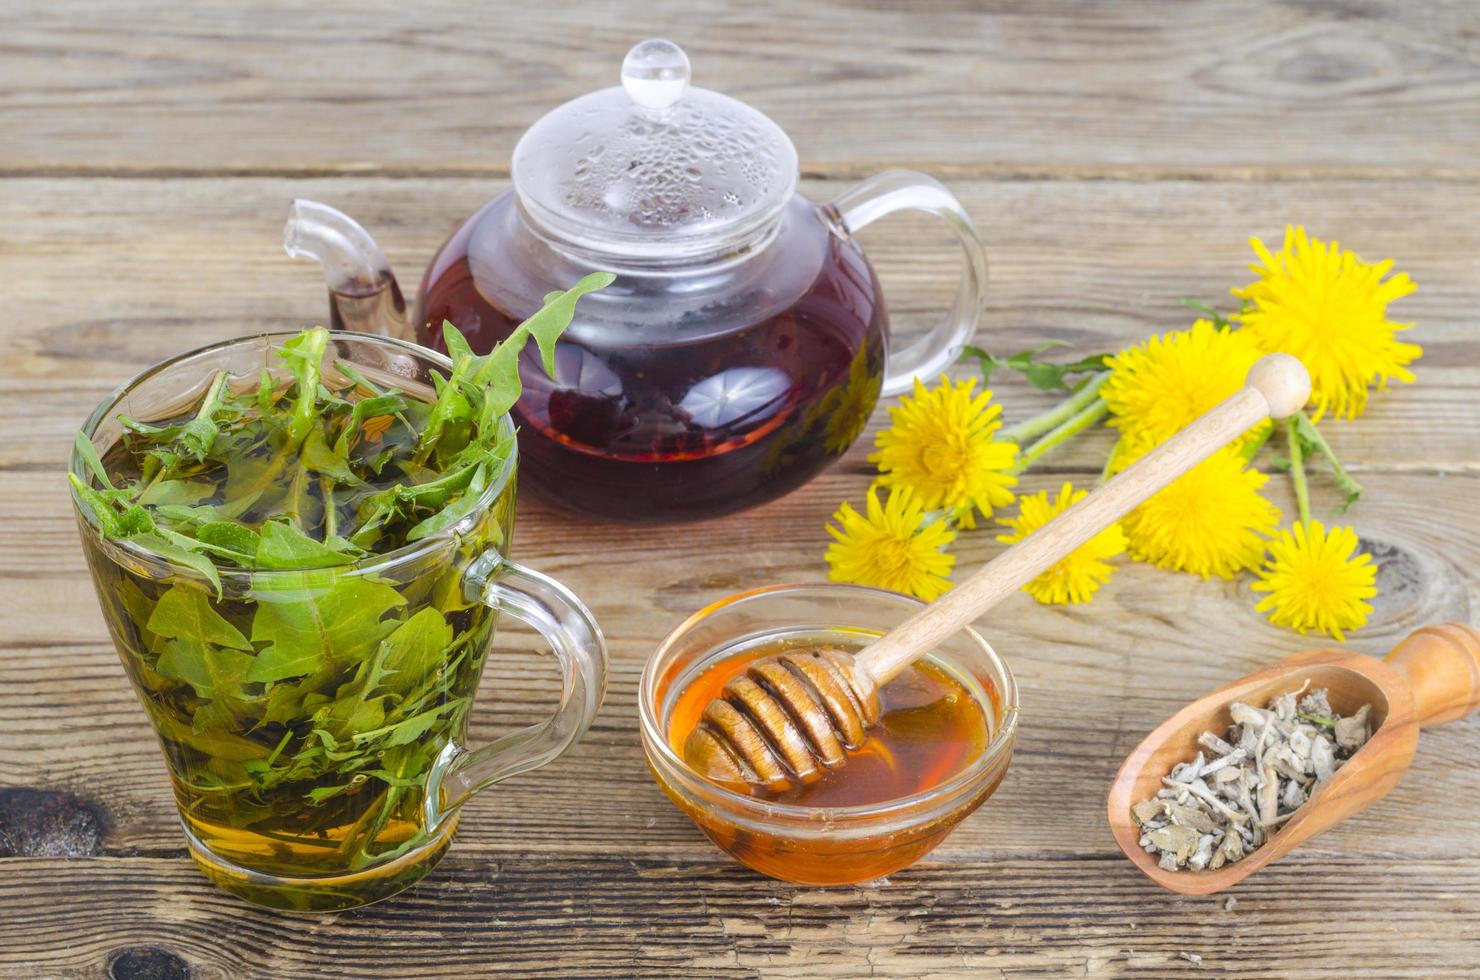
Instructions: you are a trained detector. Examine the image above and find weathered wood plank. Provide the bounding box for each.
[4,176,1477,471]
[5,2,1478,972]
[3,463,1474,859]
[1,855,1477,978]
[6,2,1480,174]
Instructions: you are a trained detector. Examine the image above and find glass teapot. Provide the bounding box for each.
[286,40,986,522]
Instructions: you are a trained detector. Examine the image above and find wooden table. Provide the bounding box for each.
[3,2,1478,976]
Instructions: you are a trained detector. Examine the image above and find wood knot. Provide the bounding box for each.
[0,787,106,857]
[107,947,191,980]
[1361,535,1470,628]
[1197,25,1403,100]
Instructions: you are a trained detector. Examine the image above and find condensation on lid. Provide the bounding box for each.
[511,40,799,261]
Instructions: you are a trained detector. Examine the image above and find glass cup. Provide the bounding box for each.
[70,332,607,911]
[640,584,1018,885]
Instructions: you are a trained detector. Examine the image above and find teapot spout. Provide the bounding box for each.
[284,200,409,339]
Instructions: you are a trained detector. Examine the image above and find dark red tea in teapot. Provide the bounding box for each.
[414,195,886,521]
[288,40,985,523]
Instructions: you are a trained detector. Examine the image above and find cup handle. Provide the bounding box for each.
[422,550,608,832]
[828,170,988,396]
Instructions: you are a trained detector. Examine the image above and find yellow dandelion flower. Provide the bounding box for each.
[997,482,1126,605]
[1234,226,1420,420]
[1121,447,1280,579]
[825,487,957,601]
[1251,520,1377,641]
[1102,320,1268,455]
[821,341,883,455]
[869,376,1017,529]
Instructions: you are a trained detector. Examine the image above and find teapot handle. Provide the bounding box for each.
[829,171,988,396]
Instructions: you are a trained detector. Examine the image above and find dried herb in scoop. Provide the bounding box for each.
[70,272,611,891]
[1133,684,1372,872]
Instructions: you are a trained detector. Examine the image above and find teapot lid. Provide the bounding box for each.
[511,39,799,264]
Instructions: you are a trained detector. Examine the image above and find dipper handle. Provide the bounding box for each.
[1385,622,1480,727]
[855,353,1311,686]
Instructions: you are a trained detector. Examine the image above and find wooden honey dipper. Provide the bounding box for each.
[684,353,1313,790]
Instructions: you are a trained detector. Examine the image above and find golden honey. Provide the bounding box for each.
[649,627,1011,885]
[667,640,992,806]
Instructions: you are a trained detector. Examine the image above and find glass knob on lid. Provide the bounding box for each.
[621,39,690,112]
[511,39,799,265]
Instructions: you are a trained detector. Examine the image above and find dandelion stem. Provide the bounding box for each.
[1001,371,1110,446]
[321,477,337,542]
[1240,422,1275,462]
[1293,412,1364,512]
[1010,397,1110,475]
[1098,436,1124,486]
[1286,416,1311,524]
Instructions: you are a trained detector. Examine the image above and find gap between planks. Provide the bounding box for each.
[7,164,1480,182]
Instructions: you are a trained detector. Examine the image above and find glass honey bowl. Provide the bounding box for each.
[639,584,1018,885]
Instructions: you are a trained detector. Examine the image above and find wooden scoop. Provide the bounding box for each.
[1108,623,1480,895]
[684,353,1313,790]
